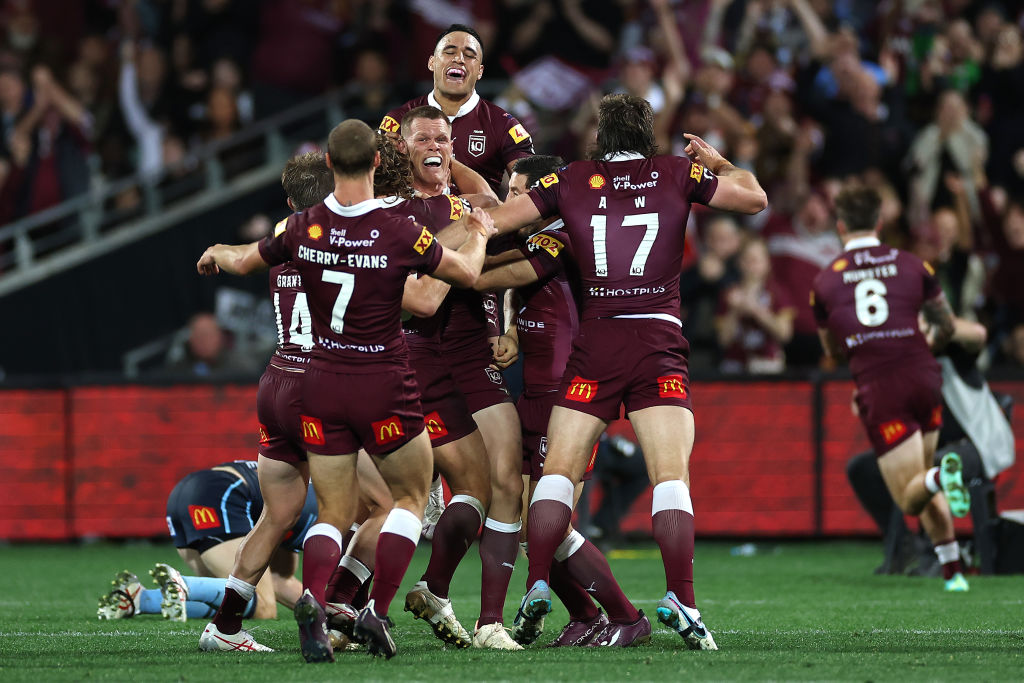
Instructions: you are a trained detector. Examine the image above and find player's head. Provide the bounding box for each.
[429,24,484,99]
[507,155,565,201]
[373,131,415,199]
[592,93,657,160]
[280,151,333,212]
[834,186,882,239]
[399,105,452,187]
[326,119,379,179]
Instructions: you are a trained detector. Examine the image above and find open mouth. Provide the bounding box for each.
[424,156,442,168]
[445,66,466,82]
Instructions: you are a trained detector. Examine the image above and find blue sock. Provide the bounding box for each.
[186,601,218,619]
[182,576,228,605]
[243,595,257,618]
[138,589,162,614]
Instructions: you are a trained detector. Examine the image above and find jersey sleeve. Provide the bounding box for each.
[921,259,943,301]
[810,276,829,326]
[527,171,565,219]
[258,216,293,266]
[521,230,567,279]
[681,159,720,206]
[379,107,403,135]
[500,115,535,167]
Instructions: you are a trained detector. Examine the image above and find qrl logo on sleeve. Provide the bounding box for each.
[423,411,449,441]
[188,505,221,530]
[657,375,688,399]
[380,115,400,133]
[447,195,466,220]
[373,416,405,446]
[539,173,559,188]
[413,226,435,255]
[509,124,530,144]
[301,415,325,446]
[565,376,598,403]
[879,420,907,445]
[527,233,564,258]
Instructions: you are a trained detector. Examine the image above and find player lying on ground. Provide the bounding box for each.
[812,186,971,592]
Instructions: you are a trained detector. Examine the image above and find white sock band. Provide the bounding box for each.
[484,517,522,533]
[304,522,343,549]
[935,541,960,565]
[340,555,372,583]
[381,507,422,544]
[652,480,693,516]
[924,467,941,494]
[225,575,256,601]
[554,529,586,562]
[532,474,574,507]
[449,494,486,523]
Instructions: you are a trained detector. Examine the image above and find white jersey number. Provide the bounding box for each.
[275,291,314,350]
[854,278,889,327]
[322,271,356,334]
[590,213,660,278]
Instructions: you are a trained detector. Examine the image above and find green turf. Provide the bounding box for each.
[0,541,1021,681]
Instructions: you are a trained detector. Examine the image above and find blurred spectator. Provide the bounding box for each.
[680,214,743,355]
[978,186,1024,348]
[715,235,795,374]
[166,312,258,378]
[1002,323,1024,367]
[339,48,401,126]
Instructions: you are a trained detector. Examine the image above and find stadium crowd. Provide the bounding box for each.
[2,0,1024,371]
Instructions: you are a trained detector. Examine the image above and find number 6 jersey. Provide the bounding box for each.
[527,153,718,324]
[811,236,942,382]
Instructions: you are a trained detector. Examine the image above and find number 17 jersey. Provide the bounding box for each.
[527,153,718,323]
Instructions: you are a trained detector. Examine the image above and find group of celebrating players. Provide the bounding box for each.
[170,22,972,662]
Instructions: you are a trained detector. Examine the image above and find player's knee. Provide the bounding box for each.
[491,468,524,503]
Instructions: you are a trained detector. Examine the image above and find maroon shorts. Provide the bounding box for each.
[256,363,307,465]
[518,391,596,482]
[855,364,943,457]
[301,365,425,457]
[447,339,512,414]
[555,318,693,421]
[409,353,478,448]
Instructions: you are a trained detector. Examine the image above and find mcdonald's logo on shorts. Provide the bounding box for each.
[565,376,598,403]
[929,405,943,430]
[188,505,221,530]
[373,416,405,446]
[301,415,325,446]
[258,423,270,445]
[423,411,449,441]
[657,375,688,399]
[879,420,907,445]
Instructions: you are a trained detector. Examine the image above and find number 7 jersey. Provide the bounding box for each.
[811,238,941,381]
[527,153,718,323]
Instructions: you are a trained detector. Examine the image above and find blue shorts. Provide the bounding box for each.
[166,469,258,552]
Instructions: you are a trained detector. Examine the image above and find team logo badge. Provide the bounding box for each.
[879,420,907,445]
[447,195,466,220]
[274,218,288,237]
[832,258,848,272]
[589,174,606,189]
[486,367,503,385]
[301,415,325,446]
[527,233,564,258]
[508,124,530,144]
[468,134,486,157]
[539,173,559,188]
[373,416,405,446]
[690,163,705,180]
[424,411,449,441]
[379,115,400,133]
[307,224,323,240]
[258,423,269,445]
[188,505,220,531]
[657,375,688,399]
[539,436,548,457]
[565,376,598,403]
[413,226,435,254]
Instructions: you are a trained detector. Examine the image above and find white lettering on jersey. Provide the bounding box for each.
[598,196,607,209]
[635,196,646,208]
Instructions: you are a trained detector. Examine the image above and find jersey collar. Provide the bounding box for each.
[325,193,382,217]
[602,152,646,162]
[844,235,882,251]
[428,90,481,121]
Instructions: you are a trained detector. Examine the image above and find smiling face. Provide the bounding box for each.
[429,30,483,100]
[402,116,453,187]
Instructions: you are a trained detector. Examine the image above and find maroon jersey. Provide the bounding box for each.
[380,92,534,194]
[528,154,718,324]
[517,223,580,395]
[266,218,313,371]
[811,237,942,382]
[258,194,444,370]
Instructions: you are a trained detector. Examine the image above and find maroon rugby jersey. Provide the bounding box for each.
[811,237,942,381]
[517,224,580,395]
[380,92,534,194]
[267,217,312,371]
[528,153,718,322]
[258,194,443,370]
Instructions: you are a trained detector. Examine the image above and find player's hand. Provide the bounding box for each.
[468,207,497,238]
[490,334,519,370]
[684,133,729,174]
[197,247,220,275]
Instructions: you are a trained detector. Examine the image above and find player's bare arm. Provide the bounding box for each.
[196,241,267,276]
[684,133,768,215]
[474,256,540,291]
[950,317,987,352]
[452,158,499,205]
[487,192,543,234]
[817,326,846,364]
[402,273,451,317]
[921,293,956,351]
[431,207,496,287]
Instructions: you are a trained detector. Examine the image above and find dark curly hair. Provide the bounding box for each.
[373,131,414,199]
[591,93,658,160]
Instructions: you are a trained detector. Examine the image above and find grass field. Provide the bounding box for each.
[0,540,1021,681]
